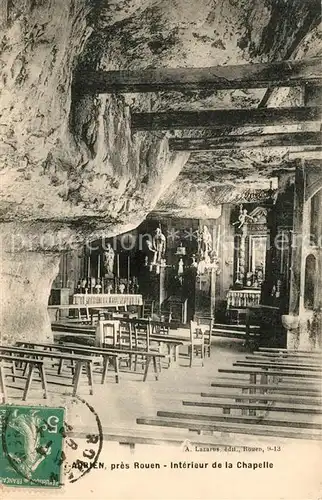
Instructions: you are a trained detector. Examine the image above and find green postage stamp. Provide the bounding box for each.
[0,404,65,488]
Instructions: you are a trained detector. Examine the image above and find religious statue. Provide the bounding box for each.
[152,227,166,265]
[190,255,198,268]
[145,227,166,270]
[178,258,184,275]
[103,243,115,276]
[196,225,212,264]
[233,205,254,229]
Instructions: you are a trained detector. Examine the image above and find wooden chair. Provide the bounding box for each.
[142,300,155,319]
[132,319,150,371]
[117,320,135,369]
[95,320,120,347]
[195,316,213,358]
[188,321,207,367]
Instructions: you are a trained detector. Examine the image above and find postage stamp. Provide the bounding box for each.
[0,404,65,488]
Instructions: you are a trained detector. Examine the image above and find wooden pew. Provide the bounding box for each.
[0,346,94,396]
[210,381,321,396]
[70,424,294,450]
[136,417,321,441]
[252,351,322,362]
[257,348,322,359]
[0,355,47,401]
[234,360,322,372]
[155,410,322,431]
[136,348,322,442]
[16,341,120,384]
[258,347,322,354]
[181,399,322,415]
[245,355,321,366]
[51,342,165,382]
[217,367,322,381]
[199,391,320,406]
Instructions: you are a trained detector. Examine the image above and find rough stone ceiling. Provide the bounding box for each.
[0,0,321,241]
[80,0,322,218]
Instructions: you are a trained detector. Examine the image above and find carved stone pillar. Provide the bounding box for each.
[0,250,60,345]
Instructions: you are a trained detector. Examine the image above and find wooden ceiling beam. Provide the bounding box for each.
[73,58,321,94]
[169,132,322,151]
[132,106,321,131]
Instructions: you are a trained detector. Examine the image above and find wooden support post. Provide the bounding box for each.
[86,361,94,396]
[169,132,322,151]
[289,164,305,316]
[73,58,322,94]
[38,364,48,399]
[131,106,321,131]
[23,363,34,401]
[72,361,82,397]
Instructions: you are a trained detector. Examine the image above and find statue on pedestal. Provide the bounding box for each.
[152,227,166,265]
[104,243,115,276]
[145,227,166,270]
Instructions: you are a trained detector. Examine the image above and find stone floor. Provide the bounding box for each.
[2,336,322,500]
[4,336,320,438]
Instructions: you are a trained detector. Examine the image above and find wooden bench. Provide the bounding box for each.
[257,348,322,359]
[210,382,321,396]
[245,355,321,366]
[0,346,94,396]
[252,351,322,363]
[0,354,47,401]
[258,347,322,354]
[136,348,322,442]
[16,341,121,384]
[181,399,322,415]
[70,424,292,450]
[234,360,322,372]
[59,343,165,381]
[155,410,322,431]
[136,417,321,441]
[199,391,320,406]
[218,367,322,382]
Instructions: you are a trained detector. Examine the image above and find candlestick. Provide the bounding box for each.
[116,254,120,278]
[88,256,91,278]
[97,254,101,279]
[127,255,130,282]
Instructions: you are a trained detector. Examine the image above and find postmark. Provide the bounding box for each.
[0,404,65,488]
[63,395,104,484]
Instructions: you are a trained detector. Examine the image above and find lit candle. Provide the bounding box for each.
[97,254,101,279]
